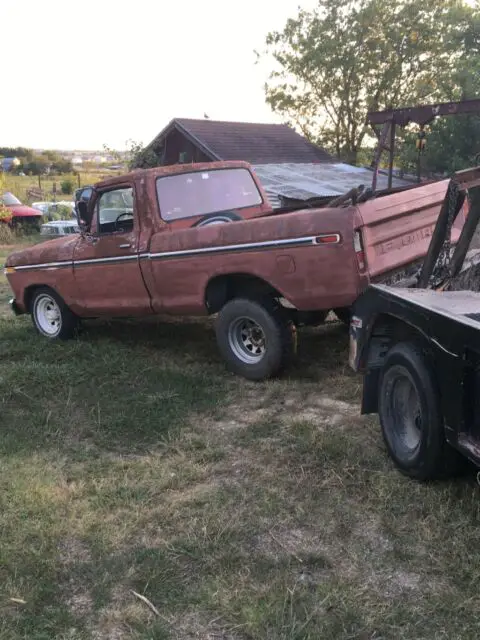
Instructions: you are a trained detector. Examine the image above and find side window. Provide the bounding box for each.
[97,187,134,234]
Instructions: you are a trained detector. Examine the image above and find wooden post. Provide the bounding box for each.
[388,123,396,189]
[371,121,391,192]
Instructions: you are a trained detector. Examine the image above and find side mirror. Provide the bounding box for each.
[76,201,89,231]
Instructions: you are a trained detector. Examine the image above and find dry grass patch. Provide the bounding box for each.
[1,305,480,639]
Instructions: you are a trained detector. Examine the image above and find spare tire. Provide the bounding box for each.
[193,211,242,227]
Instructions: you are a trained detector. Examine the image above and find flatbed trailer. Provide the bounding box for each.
[349,166,480,480]
[350,285,480,480]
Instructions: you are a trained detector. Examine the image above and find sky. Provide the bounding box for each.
[2,0,318,151]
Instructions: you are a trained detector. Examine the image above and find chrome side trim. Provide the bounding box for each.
[14,261,72,271]
[9,234,341,271]
[146,234,339,260]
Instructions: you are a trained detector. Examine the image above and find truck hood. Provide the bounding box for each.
[6,234,79,268]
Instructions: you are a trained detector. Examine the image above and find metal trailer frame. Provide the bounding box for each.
[367,98,480,192]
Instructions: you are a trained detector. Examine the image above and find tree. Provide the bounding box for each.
[127,140,159,170]
[398,116,480,177]
[261,0,480,164]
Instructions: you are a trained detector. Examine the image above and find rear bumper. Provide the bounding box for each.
[9,298,23,316]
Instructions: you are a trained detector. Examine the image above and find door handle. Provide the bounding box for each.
[119,243,131,249]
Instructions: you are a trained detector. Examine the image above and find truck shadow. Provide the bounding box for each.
[0,315,353,460]
[80,316,351,381]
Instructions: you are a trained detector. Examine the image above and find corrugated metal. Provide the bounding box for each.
[253,163,412,207]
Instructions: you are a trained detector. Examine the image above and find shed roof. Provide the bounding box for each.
[149,118,335,165]
[253,163,413,207]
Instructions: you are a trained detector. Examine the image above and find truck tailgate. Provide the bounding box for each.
[357,180,467,279]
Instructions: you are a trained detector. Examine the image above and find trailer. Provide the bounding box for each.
[349,166,480,480]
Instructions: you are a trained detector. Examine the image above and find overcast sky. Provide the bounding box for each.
[2,0,318,151]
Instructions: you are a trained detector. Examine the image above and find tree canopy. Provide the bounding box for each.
[262,0,480,165]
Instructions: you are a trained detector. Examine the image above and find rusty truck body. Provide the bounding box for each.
[4,160,477,380]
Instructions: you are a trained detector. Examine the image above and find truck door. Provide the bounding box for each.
[73,185,152,315]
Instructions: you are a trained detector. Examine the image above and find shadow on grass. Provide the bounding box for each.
[0,316,229,457]
[0,314,351,458]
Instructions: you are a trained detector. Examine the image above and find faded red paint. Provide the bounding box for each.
[3,160,471,320]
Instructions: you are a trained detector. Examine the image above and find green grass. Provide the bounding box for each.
[0,245,480,638]
[3,170,122,205]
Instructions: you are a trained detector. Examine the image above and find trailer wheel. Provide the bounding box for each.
[215,297,296,381]
[378,342,463,480]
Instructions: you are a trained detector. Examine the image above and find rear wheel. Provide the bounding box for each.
[378,342,464,480]
[31,287,79,340]
[215,297,296,381]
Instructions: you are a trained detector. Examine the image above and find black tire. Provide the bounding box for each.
[215,297,296,381]
[378,342,464,480]
[30,286,79,340]
[333,307,351,325]
[193,211,242,227]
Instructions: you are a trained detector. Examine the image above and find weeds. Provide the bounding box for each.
[0,293,479,638]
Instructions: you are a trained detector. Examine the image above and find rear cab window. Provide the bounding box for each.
[156,168,263,222]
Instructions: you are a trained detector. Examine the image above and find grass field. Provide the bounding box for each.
[1,239,480,639]
[3,170,122,205]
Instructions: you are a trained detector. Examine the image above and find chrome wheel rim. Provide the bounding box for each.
[228,317,266,364]
[35,294,62,337]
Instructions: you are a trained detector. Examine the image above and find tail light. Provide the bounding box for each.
[354,230,366,271]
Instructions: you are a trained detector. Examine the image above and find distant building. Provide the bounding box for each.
[1,157,21,172]
[144,117,335,166]
[71,156,83,166]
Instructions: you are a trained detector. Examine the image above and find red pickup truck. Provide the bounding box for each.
[3,161,475,380]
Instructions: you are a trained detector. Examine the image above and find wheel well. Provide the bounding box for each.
[362,314,431,414]
[24,284,47,312]
[205,274,282,314]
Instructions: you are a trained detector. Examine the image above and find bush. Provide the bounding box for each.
[0,223,15,243]
[45,204,72,221]
[61,179,74,195]
[0,204,11,223]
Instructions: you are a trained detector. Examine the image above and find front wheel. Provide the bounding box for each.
[31,287,79,340]
[378,342,464,480]
[215,298,296,381]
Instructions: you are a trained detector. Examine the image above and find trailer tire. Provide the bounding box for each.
[215,297,296,381]
[378,342,464,480]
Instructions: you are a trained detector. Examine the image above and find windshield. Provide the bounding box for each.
[2,192,22,206]
[156,168,263,221]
